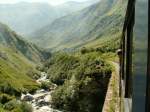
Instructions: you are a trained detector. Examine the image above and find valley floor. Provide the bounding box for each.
[21,72,61,112]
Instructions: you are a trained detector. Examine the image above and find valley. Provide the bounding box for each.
[0,0,127,112]
[30,0,126,51]
[0,0,99,36]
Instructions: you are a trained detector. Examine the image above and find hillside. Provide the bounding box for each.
[41,52,113,112]
[0,22,51,99]
[0,45,39,94]
[0,23,50,63]
[0,1,98,36]
[0,49,39,111]
[54,0,100,16]
[0,0,128,111]
[30,0,127,51]
[0,22,52,111]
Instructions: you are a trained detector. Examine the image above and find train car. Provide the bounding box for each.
[120,0,149,112]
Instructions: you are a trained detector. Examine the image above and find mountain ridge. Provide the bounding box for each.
[0,0,98,36]
[30,0,126,51]
[0,22,48,97]
[0,22,50,63]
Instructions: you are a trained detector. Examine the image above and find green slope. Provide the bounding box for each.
[31,0,127,51]
[0,22,51,96]
[0,22,50,63]
[42,52,113,112]
[0,46,39,95]
[0,22,51,111]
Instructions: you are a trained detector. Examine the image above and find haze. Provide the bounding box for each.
[0,0,97,5]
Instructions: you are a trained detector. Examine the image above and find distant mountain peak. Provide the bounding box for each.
[30,0,126,50]
[0,0,97,36]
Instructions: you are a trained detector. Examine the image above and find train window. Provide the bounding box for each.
[121,0,149,112]
[146,1,150,110]
[146,30,150,111]
[132,0,148,112]
[121,0,134,99]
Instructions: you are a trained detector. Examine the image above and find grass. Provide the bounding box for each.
[108,65,119,112]
[0,108,6,112]
[0,46,39,95]
[0,45,39,111]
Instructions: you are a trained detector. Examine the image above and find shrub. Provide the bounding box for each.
[26,70,41,80]
[24,85,39,94]
[40,82,52,90]
[0,94,14,104]
[19,102,33,112]
[0,83,21,96]
[3,99,18,111]
[1,99,32,112]
[80,47,89,54]
[44,51,114,111]
[47,53,80,85]
[49,52,112,112]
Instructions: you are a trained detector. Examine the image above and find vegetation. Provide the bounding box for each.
[0,46,39,111]
[43,52,113,112]
[30,0,127,51]
[0,0,128,111]
[0,22,51,63]
[40,81,53,90]
[0,46,40,95]
[1,99,33,112]
[79,33,121,62]
[0,23,47,111]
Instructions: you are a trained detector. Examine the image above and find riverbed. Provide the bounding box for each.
[21,72,61,112]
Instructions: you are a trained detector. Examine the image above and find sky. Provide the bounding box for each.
[0,0,92,5]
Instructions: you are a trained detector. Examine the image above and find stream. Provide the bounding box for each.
[21,72,61,112]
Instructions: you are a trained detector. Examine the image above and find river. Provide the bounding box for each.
[21,72,62,112]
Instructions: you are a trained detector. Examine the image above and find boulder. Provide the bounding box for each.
[37,99,50,107]
[21,94,34,101]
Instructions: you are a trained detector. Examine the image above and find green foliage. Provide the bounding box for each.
[2,100,32,112]
[3,100,19,111]
[95,36,120,53]
[45,52,112,112]
[40,81,53,90]
[81,47,89,54]
[26,69,41,80]
[0,22,51,63]
[0,83,21,97]
[0,94,14,104]
[47,53,79,85]
[19,102,33,112]
[0,22,52,112]
[0,107,6,112]
[0,46,40,96]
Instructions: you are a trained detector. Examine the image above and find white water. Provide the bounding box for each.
[21,72,61,112]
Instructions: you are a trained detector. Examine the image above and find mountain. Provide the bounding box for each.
[0,1,99,36]
[30,0,127,51]
[0,3,55,36]
[0,45,39,94]
[54,0,100,16]
[0,23,50,63]
[0,22,51,96]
